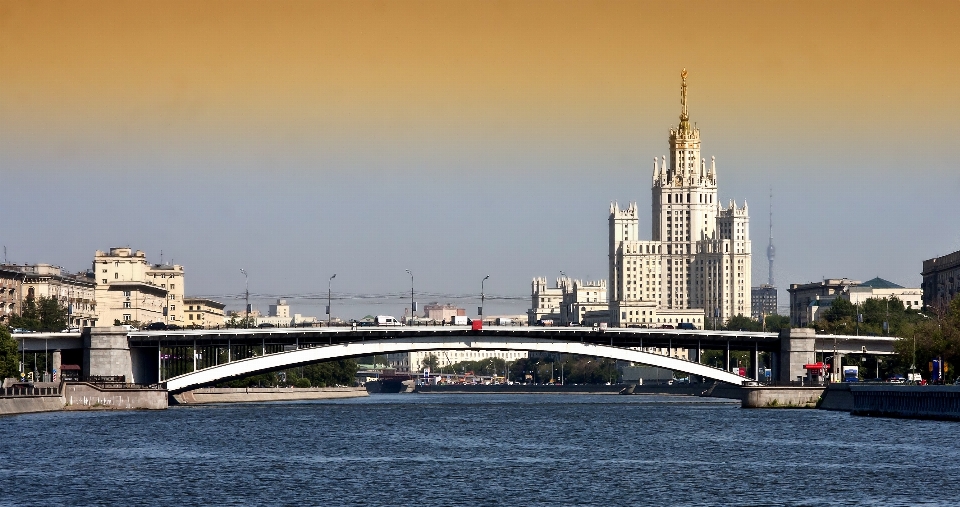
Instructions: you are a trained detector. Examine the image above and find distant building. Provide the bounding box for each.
[788,277,922,327]
[847,278,922,309]
[751,284,778,320]
[527,277,564,325]
[255,299,317,327]
[608,69,751,328]
[423,303,465,322]
[922,249,960,309]
[386,350,529,375]
[788,279,859,328]
[0,264,97,328]
[184,297,226,328]
[561,279,608,326]
[92,247,190,327]
[0,267,24,324]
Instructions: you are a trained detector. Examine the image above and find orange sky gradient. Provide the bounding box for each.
[3,0,959,176]
[2,0,959,311]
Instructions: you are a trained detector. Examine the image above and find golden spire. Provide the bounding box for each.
[679,68,690,131]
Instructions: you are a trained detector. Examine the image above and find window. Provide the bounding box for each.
[114,273,119,279]
[124,291,131,297]
[102,279,107,284]
[170,284,175,290]
[123,302,131,308]
[123,314,131,322]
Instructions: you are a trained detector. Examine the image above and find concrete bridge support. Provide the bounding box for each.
[83,327,134,382]
[779,327,816,383]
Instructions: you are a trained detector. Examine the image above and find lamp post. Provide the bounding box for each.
[559,271,566,326]
[405,269,414,324]
[240,268,249,328]
[327,274,336,326]
[480,275,490,321]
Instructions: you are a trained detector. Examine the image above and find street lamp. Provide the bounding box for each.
[480,275,490,321]
[327,274,336,326]
[559,271,566,326]
[405,269,414,324]
[240,268,249,328]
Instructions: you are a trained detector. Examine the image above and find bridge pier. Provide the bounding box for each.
[778,328,816,383]
[83,327,134,382]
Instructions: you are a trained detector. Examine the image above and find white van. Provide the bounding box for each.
[450,315,469,326]
[374,315,403,326]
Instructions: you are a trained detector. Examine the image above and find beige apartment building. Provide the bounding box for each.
[184,297,226,328]
[0,264,97,328]
[93,247,183,326]
[0,267,25,325]
[527,277,564,325]
[608,70,750,327]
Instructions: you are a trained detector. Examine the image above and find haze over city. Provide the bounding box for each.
[2,0,959,320]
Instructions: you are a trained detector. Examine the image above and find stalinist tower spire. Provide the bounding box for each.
[679,68,690,132]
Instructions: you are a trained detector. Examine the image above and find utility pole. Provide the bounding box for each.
[480,275,489,321]
[405,269,414,324]
[240,268,249,328]
[327,274,336,326]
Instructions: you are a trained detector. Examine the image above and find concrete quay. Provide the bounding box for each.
[1,381,167,416]
[741,386,825,408]
[171,386,368,404]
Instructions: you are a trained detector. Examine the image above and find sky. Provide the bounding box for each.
[2,0,959,320]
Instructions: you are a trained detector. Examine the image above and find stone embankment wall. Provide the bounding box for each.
[850,385,960,420]
[63,383,168,410]
[741,386,825,408]
[172,386,368,404]
[2,381,167,415]
[0,393,65,416]
[818,383,855,411]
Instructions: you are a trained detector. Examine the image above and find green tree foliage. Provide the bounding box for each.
[10,295,68,332]
[0,326,19,379]
[422,354,440,371]
[724,315,761,332]
[815,296,919,337]
[291,359,358,387]
[721,314,789,333]
[894,297,960,381]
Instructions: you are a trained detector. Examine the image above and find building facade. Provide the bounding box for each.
[386,350,529,375]
[93,248,171,326]
[922,249,960,310]
[788,277,922,327]
[0,264,97,328]
[423,303,466,322]
[751,284,778,320]
[184,297,227,328]
[526,277,564,325]
[0,267,25,325]
[609,69,751,327]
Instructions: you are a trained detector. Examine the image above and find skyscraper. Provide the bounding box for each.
[609,70,751,328]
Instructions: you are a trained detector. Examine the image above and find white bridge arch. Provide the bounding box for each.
[164,335,748,393]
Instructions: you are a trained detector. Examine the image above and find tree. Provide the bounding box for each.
[422,354,440,371]
[10,295,68,332]
[724,315,761,332]
[0,326,19,379]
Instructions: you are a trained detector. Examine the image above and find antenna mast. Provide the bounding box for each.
[767,189,776,286]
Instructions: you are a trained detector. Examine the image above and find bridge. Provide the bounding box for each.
[15,326,898,392]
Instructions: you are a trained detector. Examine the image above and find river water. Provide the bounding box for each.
[2,394,957,506]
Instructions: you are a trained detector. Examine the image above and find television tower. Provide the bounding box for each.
[767,190,775,286]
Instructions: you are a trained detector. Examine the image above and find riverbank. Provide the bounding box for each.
[1,381,167,416]
[171,386,368,404]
